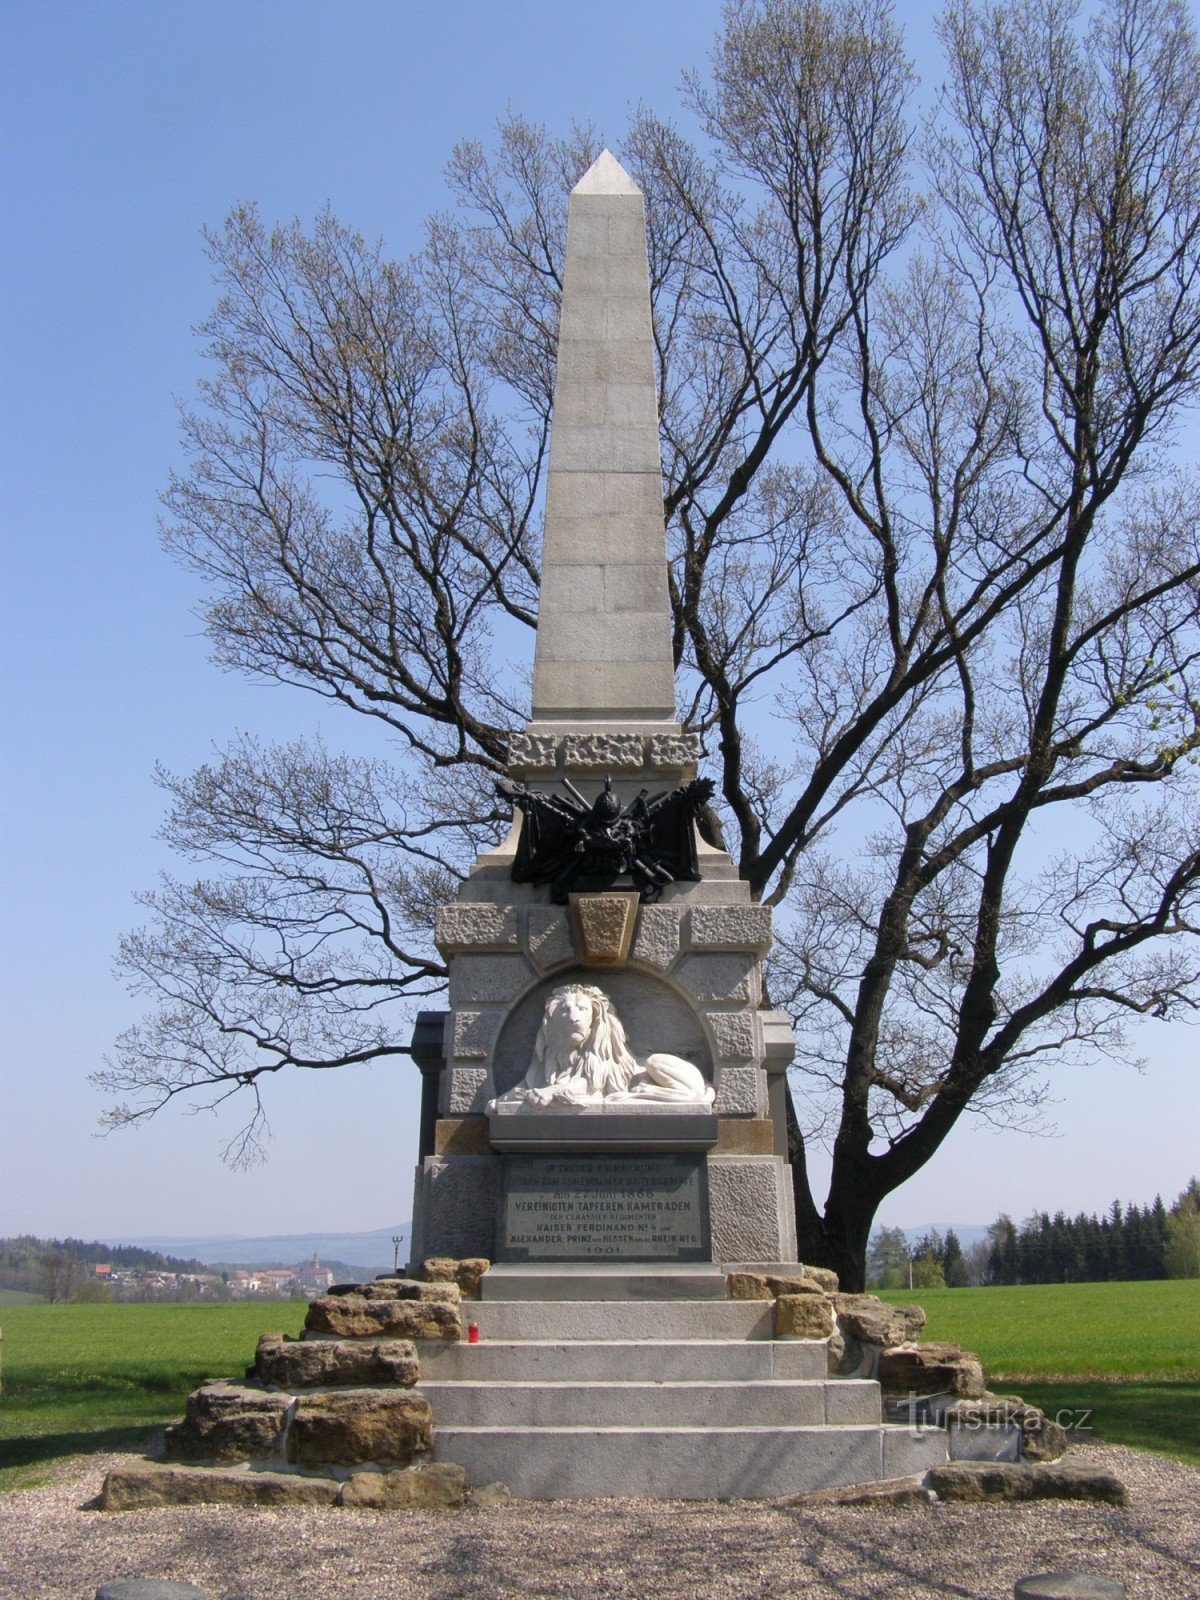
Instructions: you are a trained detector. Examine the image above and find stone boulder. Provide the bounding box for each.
[832,1294,926,1347]
[101,1462,341,1510]
[775,1293,835,1338]
[784,1474,933,1508]
[286,1389,434,1468]
[942,1394,1069,1462]
[799,1265,840,1293]
[360,1278,461,1304]
[876,1341,986,1399]
[162,1382,290,1464]
[253,1333,419,1390]
[421,1256,490,1300]
[927,1460,1127,1505]
[471,1481,513,1507]
[306,1295,461,1342]
[339,1462,466,1509]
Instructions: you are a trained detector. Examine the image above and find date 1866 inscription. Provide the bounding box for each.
[500,1153,710,1262]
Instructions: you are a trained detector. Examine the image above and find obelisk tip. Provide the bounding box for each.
[572,149,641,196]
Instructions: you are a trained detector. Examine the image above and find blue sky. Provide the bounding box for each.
[2,1,1195,1246]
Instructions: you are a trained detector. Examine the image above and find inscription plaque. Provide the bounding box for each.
[500,1153,710,1262]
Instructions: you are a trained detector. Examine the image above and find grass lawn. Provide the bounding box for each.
[0,1302,307,1492]
[879,1279,1200,1465]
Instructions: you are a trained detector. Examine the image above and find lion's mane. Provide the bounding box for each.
[531,983,639,1098]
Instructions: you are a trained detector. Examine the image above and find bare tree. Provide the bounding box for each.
[99,0,1200,1287]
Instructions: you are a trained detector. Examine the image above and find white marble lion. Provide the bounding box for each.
[488,983,715,1109]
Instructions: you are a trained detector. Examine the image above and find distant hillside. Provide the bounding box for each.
[0,1234,212,1298]
[117,1225,410,1277]
[0,1234,208,1275]
[895,1224,990,1250]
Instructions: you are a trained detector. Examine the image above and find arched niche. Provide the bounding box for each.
[491,967,713,1098]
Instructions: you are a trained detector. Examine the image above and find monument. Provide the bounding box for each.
[408,148,798,1274]
[99,150,1078,1513]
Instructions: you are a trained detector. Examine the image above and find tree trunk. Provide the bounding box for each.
[785,1084,882,1291]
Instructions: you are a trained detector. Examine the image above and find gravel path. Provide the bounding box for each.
[1,1443,1196,1600]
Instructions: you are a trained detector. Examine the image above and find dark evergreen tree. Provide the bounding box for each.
[942,1228,968,1287]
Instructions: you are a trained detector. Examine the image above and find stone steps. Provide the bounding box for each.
[419,1377,881,1429]
[431,1423,947,1500]
[417,1336,827,1382]
[416,1280,945,1497]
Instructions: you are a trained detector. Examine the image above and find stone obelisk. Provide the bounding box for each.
[529,150,675,732]
[509,151,693,785]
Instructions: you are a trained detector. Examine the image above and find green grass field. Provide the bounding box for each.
[878,1279,1199,1380]
[879,1279,1200,1464]
[0,1302,307,1492]
[1,1283,1197,1492]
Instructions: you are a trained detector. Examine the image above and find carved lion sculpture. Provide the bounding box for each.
[487,983,715,1110]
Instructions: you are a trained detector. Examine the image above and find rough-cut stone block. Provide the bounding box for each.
[162,1383,289,1465]
[927,1461,1128,1505]
[647,733,700,768]
[506,731,558,771]
[877,1342,985,1399]
[713,1066,765,1116]
[675,953,759,1004]
[361,1278,461,1304]
[448,954,532,1005]
[631,904,681,970]
[833,1294,925,1348]
[802,1265,840,1293]
[287,1389,434,1468]
[689,905,772,952]
[421,1257,490,1300]
[707,1010,758,1062]
[435,905,518,954]
[254,1333,418,1390]
[726,1271,772,1300]
[100,1463,341,1511]
[339,1462,467,1509]
[305,1296,461,1342]
[526,907,574,971]
[444,1066,489,1113]
[451,1010,503,1061]
[707,1156,787,1260]
[569,891,639,967]
[775,1295,835,1338]
[560,732,646,769]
